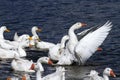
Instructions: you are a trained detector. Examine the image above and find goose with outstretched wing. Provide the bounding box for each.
[74,21,112,65]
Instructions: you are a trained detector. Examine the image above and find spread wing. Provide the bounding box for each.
[77,23,103,41]
[75,21,112,64]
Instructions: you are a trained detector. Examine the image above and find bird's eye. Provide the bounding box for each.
[107,69,110,71]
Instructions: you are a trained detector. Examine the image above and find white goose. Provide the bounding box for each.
[75,21,112,65]
[86,68,116,80]
[5,34,31,49]
[48,35,69,61]
[28,26,56,51]
[0,27,31,50]
[57,21,112,65]
[11,57,53,72]
[0,39,29,59]
[34,40,56,51]
[36,66,65,80]
[0,26,17,50]
[13,26,41,42]
[30,26,41,46]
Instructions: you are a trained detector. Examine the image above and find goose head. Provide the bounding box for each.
[37,57,53,65]
[0,26,10,32]
[32,26,41,32]
[29,57,53,71]
[103,68,116,77]
[32,26,41,35]
[71,22,87,30]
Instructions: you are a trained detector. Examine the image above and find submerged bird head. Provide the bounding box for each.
[103,68,116,77]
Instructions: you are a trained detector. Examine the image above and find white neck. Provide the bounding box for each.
[103,75,109,80]
[0,29,5,39]
[36,69,42,80]
[68,25,80,45]
[37,59,44,72]
[60,35,69,49]
[67,25,80,54]
[32,28,37,36]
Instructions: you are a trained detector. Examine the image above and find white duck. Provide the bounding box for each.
[0,26,17,50]
[34,40,56,51]
[5,34,31,49]
[13,26,41,41]
[13,32,31,41]
[86,68,116,80]
[48,35,69,61]
[0,29,31,50]
[36,66,65,80]
[29,26,56,51]
[30,26,41,46]
[57,21,112,65]
[13,37,31,57]
[0,38,29,59]
[11,57,53,72]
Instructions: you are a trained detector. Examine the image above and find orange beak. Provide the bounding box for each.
[37,28,42,32]
[22,75,26,80]
[29,63,35,70]
[6,77,11,80]
[97,47,103,51]
[5,29,10,32]
[48,59,53,65]
[29,37,33,40]
[81,23,87,27]
[110,70,116,77]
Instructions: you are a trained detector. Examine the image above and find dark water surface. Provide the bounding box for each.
[0,0,120,80]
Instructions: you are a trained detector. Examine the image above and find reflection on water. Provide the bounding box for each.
[65,66,94,80]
